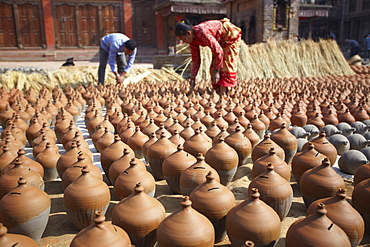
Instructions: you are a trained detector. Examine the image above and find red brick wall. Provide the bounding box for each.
[123,0,133,38]
[42,0,55,49]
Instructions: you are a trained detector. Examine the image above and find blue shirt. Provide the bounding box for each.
[100,33,137,73]
[365,36,370,49]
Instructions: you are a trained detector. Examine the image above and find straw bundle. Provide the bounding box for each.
[175,39,355,80]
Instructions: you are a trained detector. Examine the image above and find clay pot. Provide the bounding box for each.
[35,142,61,181]
[285,203,351,247]
[291,142,327,185]
[249,164,293,221]
[162,145,197,194]
[336,122,356,137]
[146,132,178,180]
[0,223,38,247]
[111,183,166,247]
[205,121,221,139]
[307,189,364,247]
[225,188,281,247]
[328,134,350,155]
[250,115,266,139]
[347,133,370,150]
[300,158,345,208]
[205,136,238,186]
[63,168,111,230]
[57,142,91,178]
[100,134,134,177]
[26,118,43,146]
[0,145,17,173]
[243,123,260,148]
[301,131,337,165]
[2,148,44,178]
[95,127,115,153]
[354,162,370,186]
[270,123,298,164]
[290,107,307,127]
[115,159,156,200]
[307,112,325,130]
[179,154,220,195]
[0,159,44,199]
[303,124,320,140]
[127,126,149,159]
[224,126,252,167]
[70,211,132,247]
[338,149,368,174]
[352,178,370,234]
[251,133,285,162]
[156,196,215,247]
[0,177,50,242]
[189,171,236,243]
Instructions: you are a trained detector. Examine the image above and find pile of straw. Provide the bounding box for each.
[0,66,184,92]
[175,39,355,80]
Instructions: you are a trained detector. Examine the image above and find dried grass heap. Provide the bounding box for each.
[175,39,355,80]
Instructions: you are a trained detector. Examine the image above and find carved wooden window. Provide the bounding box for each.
[273,0,290,30]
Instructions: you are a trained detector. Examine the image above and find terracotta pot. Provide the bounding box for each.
[0,159,44,199]
[156,196,215,247]
[286,203,351,247]
[250,115,266,139]
[0,177,50,243]
[179,122,195,140]
[0,145,17,174]
[224,126,252,167]
[162,145,197,194]
[225,188,281,247]
[270,123,298,164]
[189,171,236,243]
[141,132,158,162]
[127,126,150,159]
[248,164,293,220]
[300,158,345,208]
[0,223,38,247]
[35,142,61,181]
[100,134,135,177]
[2,148,44,178]
[352,178,370,234]
[63,168,111,230]
[95,127,115,153]
[251,133,285,162]
[26,118,43,146]
[146,132,177,180]
[70,211,132,247]
[306,189,364,247]
[290,107,307,127]
[115,159,156,200]
[112,183,166,247]
[291,142,327,185]
[354,162,370,186]
[243,123,260,148]
[301,131,338,165]
[205,136,238,186]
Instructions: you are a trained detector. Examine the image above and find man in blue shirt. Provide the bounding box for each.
[98,33,137,85]
[344,39,360,58]
[365,34,370,59]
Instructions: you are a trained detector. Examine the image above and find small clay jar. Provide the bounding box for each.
[141,132,158,162]
[35,142,61,181]
[100,134,135,176]
[205,121,221,139]
[0,223,38,247]
[162,145,197,194]
[95,127,115,153]
[2,149,44,178]
[328,134,350,155]
[184,128,212,157]
[300,158,345,208]
[243,123,260,148]
[352,178,370,234]
[286,203,351,247]
[70,212,132,247]
[63,168,111,230]
[26,118,43,146]
[250,115,266,139]
[0,145,17,174]
[156,196,215,247]
[0,177,51,243]
[225,188,281,247]
[179,154,220,196]
[248,164,293,221]
[127,126,149,159]
[0,159,44,199]
[354,162,370,186]
[291,142,327,185]
[115,159,156,200]
[212,126,230,145]
[205,136,239,186]
[189,171,236,243]
[251,133,285,162]
[301,131,338,165]
[270,123,298,164]
[338,150,368,175]
[111,183,166,247]
[348,133,370,150]
[290,107,307,127]
[252,148,290,182]
[224,126,252,167]
[168,129,185,146]
[307,189,364,247]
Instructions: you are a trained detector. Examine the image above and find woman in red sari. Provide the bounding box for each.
[175,18,242,95]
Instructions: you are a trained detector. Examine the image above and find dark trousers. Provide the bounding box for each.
[98,47,127,85]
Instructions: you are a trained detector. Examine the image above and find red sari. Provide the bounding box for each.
[190,18,242,88]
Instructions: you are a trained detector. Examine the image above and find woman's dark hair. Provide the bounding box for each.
[175,20,193,36]
[125,40,137,50]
